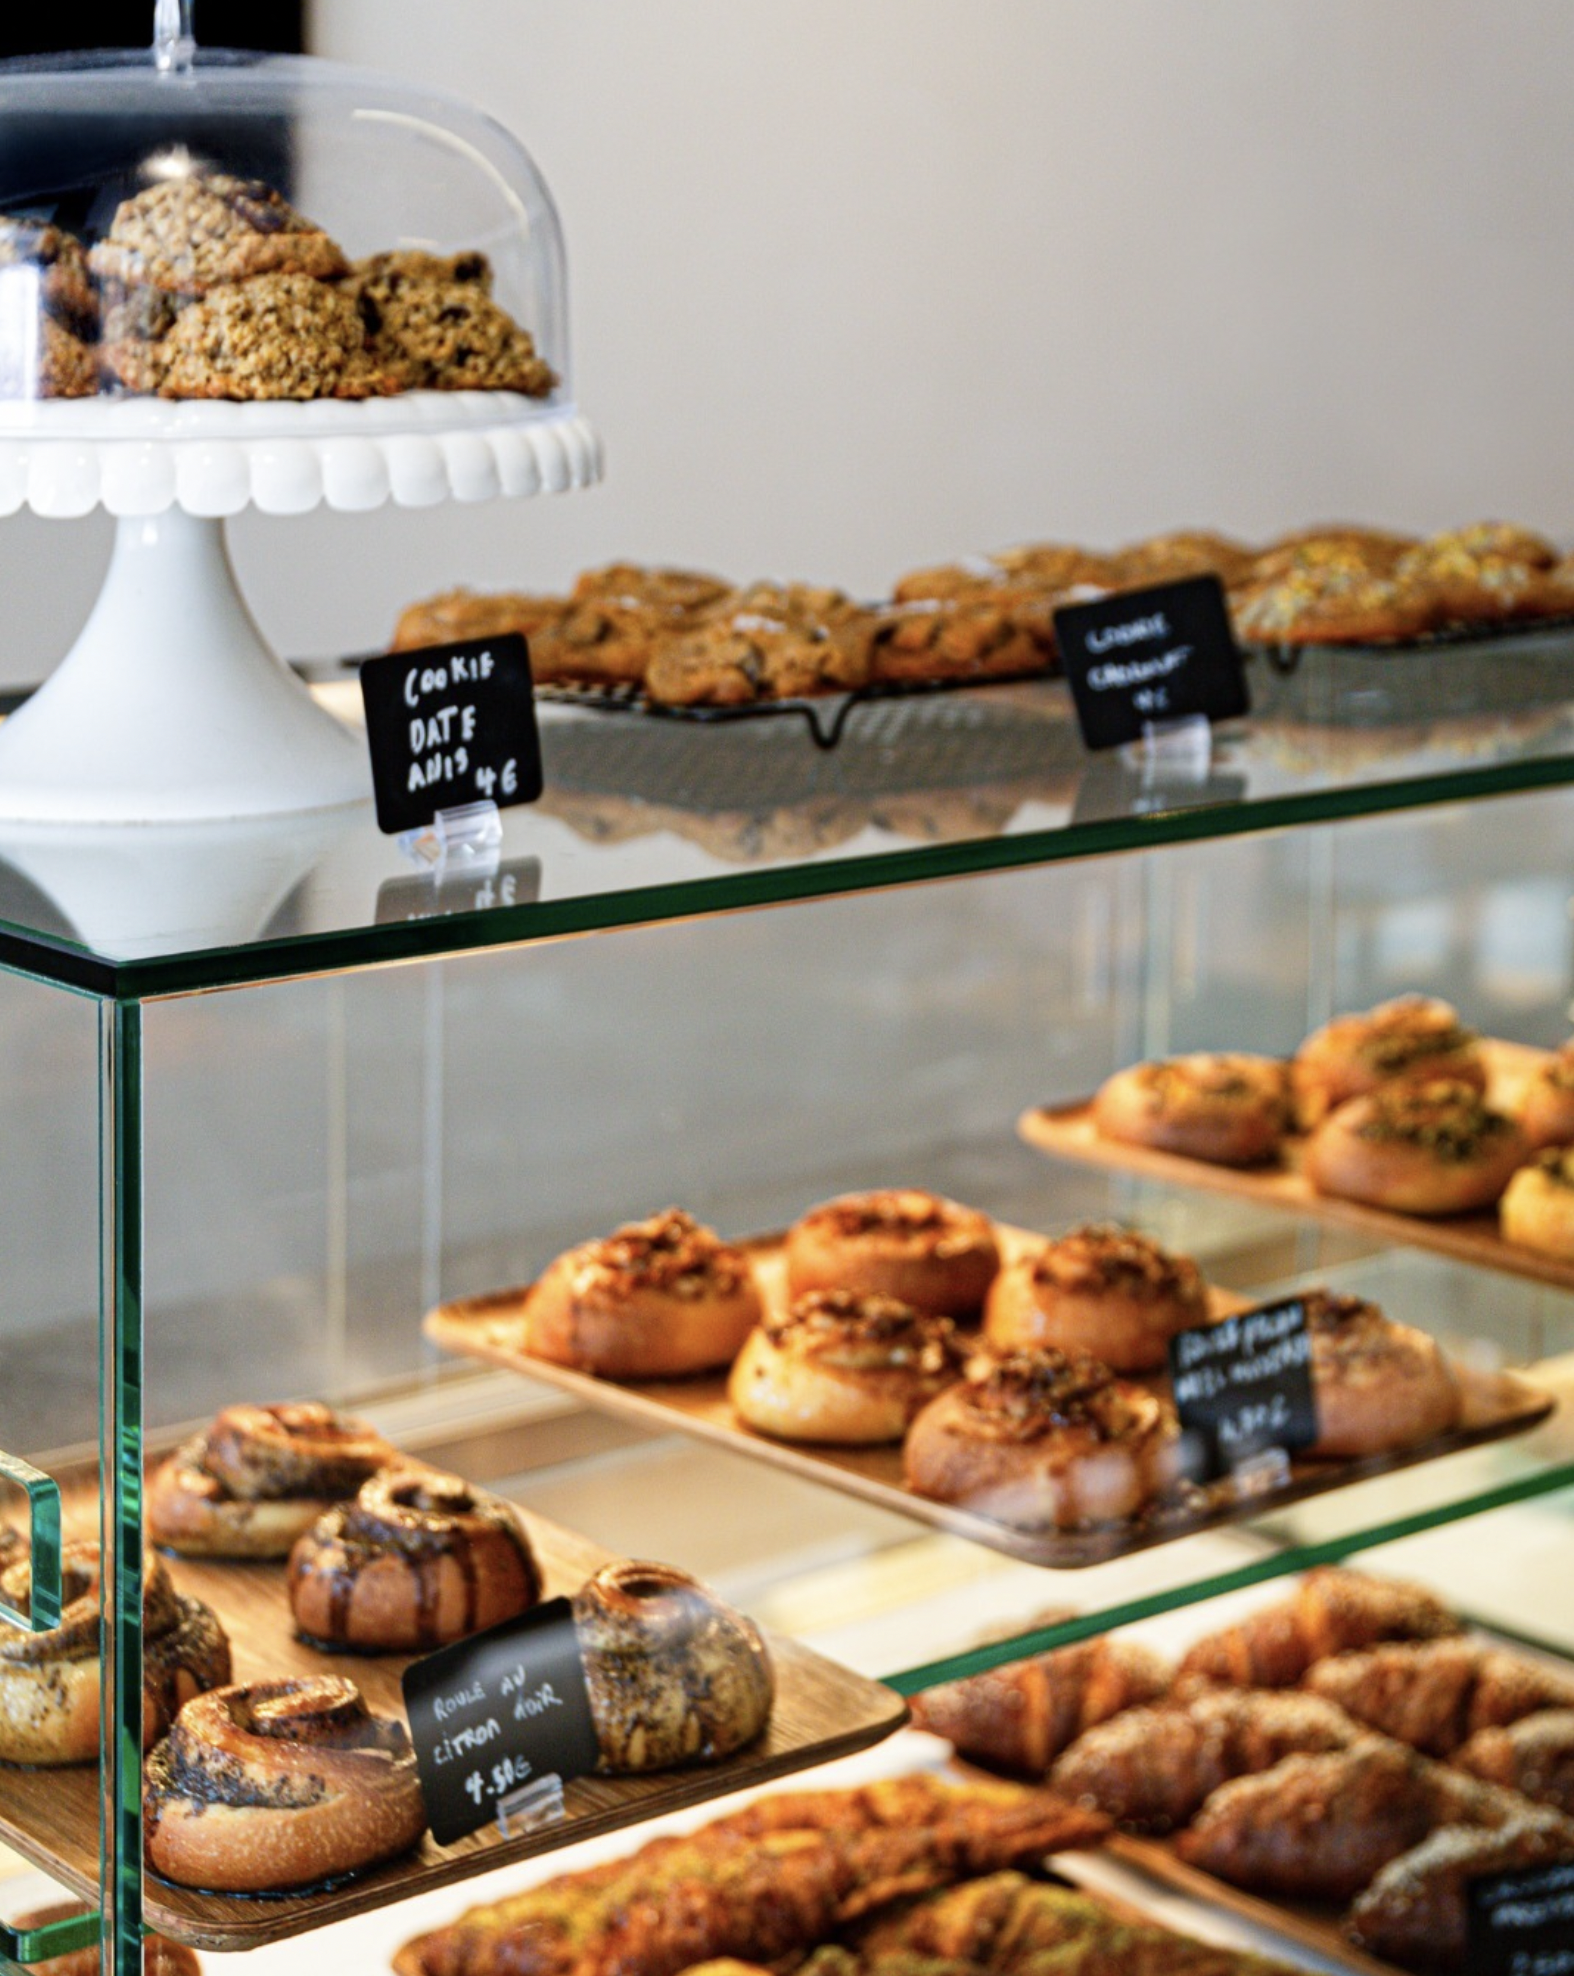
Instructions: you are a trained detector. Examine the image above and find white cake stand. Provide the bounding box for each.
[0,392,601,823]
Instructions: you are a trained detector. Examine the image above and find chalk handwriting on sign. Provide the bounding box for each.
[402,1597,599,1846]
[1168,1297,1318,1483]
[1055,575,1249,750]
[1470,1858,1574,1976]
[359,634,544,835]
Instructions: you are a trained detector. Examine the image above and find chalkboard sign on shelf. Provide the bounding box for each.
[1055,574,1249,751]
[1168,1297,1318,1483]
[1468,1857,1574,1976]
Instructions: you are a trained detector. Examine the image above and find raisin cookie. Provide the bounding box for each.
[0,218,96,337]
[349,258,554,394]
[90,171,349,293]
[154,274,393,401]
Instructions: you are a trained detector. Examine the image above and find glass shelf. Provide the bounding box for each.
[1,661,1574,996]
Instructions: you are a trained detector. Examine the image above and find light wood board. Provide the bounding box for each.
[0,1492,906,1951]
[426,1225,1550,1573]
[1019,1037,1574,1294]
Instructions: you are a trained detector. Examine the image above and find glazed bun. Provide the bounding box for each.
[1520,1042,1574,1150]
[1303,1080,1527,1216]
[521,1208,762,1377]
[784,1189,1000,1318]
[983,1225,1208,1373]
[727,1289,963,1444]
[1299,1289,1460,1458]
[1092,1054,1290,1167]
[1291,995,1484,1130]
[1502,1146,1574,1258]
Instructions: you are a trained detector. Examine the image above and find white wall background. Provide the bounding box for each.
[2,0,1574,682]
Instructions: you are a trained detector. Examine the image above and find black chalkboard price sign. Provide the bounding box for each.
[1168,1297,1318,1483]
[359,634,544,836]
[402,1597,600,1846]
[1470,1858,1574,1976]
[1055,574,1249,750]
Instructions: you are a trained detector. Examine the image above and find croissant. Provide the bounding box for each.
[910,1625,1171,1775]
[1455,1708,1574,1815]
[1177,1568,1459,1687]
[1049,1688,1360,1832]
[1347,1811,1574,1972]
[393,1777,1109,1976]
[1306,1638,1574,1756]
[1172,1736,1519,1901]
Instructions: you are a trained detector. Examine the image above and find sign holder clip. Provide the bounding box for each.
[398,800,503,878]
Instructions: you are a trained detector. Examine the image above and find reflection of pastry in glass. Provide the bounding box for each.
[983,1225,1207,1374]
[1092,1052,1290,1166]
[1304,1079,1526,1216]
[1297,1289,1459,1458]
[1291,994,1484,1128]
[729,1290,964,1444]
[786,1189,1001,1319]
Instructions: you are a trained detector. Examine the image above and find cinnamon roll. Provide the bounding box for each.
[521,1209,763,1377]
[1521,1041,1574,1149]
[1304,1080,1528,1216]
[982,1225,1208,1373]
[1299,1289,1460,1458]
[785,1189,1001,1319]
[1291,995,1485,1130]
[1092,1054,1290,1167]
[727,1290,964,1444]
[8,1903,199,1976]
[148,1401,397,1559]
[1501,1145,1574,1258]
[903,1347,1182,1531]
[572,1561,774,1771]
[144,1677,426,1892]
[289,1467,542,1653]
[0,1543,229,1765]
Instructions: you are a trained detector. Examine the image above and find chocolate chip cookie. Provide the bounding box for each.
[644,584,871,705]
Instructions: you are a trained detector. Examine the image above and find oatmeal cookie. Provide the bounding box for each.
[351,262,554,394]
[155,274,393,401]
[345,249,493,298]
[862,596,1051,683]
[0,219,96,337]
[0,315,97,399]
[645,584,871,705]
[90,171,348,293]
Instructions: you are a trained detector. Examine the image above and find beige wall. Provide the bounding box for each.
[3,1,1574,681]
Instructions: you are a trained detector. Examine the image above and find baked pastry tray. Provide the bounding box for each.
[1019,1037,1574,1295]
[0,1483,906,1952]
[425,1224,1550,1574]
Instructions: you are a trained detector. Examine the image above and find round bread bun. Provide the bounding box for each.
[1521,1043,1574,1150]
[903,1347,1181,1531]
[1291,995,1484,1129]
[289,1467,542,1653]
[784,1189,1001,1318]
[983,1225,1209,1373]
[1303,1080,1528,1216]
[145,1678,426,1893]
[727,1290,964,1444]
[1300,1289,1460,1458]
[1092,1054,1290,1167]
[1502,1147,1574,1258]
[147,1401,397,1559]
[521,1208,762,1377]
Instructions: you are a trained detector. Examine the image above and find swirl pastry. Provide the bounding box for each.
[144,1677,426,1892]
[148,1401,398,1559]
[0,1543,229,1765]
[904,1347,1181,1531]
[572,1561,774,1771]
[1501,1144,1574,1258]
[9,1903,199,1976]
[785,1190,1001,1319]
[728,1290,964,1444]
[1291,995,1484,1129]
[983,1225,1208,1373]
[1299,1289,1460,1458]
[289,1467,542,1653]
[1304,1079,1528,1216]
[1520,1041,1574,1149]
[521,1209,763,1377]
[1091,1054,1290,1167]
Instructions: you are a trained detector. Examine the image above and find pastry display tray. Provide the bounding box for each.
[0,1481,906,1952]
[425,1224,1550,1574]
[1019,1037,1574,1295]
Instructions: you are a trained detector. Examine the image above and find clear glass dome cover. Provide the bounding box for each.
[0,20,572,424]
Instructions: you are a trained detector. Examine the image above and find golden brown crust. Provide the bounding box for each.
[1291,995,1484,1129]
[1304,1079,1528,1216]
[1501,1145,1574,1256]
[1455,1710,1574,1815]
[1111,530,1258,590]
[288,1467,542,1653]
[1092,1054,1290,1167]
[1519,1042,1574,1149]
[1177,1568,1461,1688]
[859,597,1054,684]
[522,1208,763,1377]
[391,588,565,656]
[785,1190,1001,1319]
[727,1290,964,1444]
[89,172,349,293]
[982,1225,1208,1374]
[1308,1640,1574,1757]
[1299,1289,1460,1458]
[1232,551,1439,647]
[148,1401,398,1559]
[903,1347,1180,1530]
[144,1677,426,1893]
[644,585,871,706]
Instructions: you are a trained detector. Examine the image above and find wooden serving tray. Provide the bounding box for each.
[426,1225,1551,1573]
[1018,1037,1574,1294]
[0,1496,906,1951]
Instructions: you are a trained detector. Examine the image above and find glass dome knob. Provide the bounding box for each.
[152,0,197,76]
